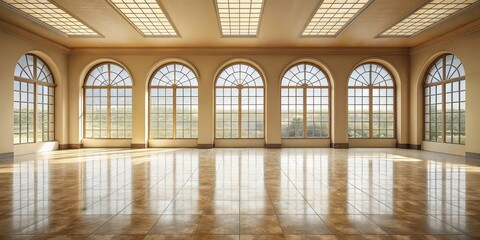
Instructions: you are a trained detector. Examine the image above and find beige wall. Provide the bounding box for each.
[0,29,69,156]
[67,49,410,148]
[410,30,480,155]
[5,23,479,156]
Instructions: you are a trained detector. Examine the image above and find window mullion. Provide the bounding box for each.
[238,86,242,138]
[173,86,177,139]
[33,56,38,143]
[303,87,307,138]
[442,57,447,143]
[107,87,111,139]
[369,86,373,139]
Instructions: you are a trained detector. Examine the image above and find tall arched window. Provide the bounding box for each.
[424,54,465,144]
[84,63,132,139]
[215,63,264,139]
[281,63,330,138]
[149,63,199,139]
[348,63,395,139]
[14,54,56,144]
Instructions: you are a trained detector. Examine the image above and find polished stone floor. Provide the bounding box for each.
[1,148,480,239]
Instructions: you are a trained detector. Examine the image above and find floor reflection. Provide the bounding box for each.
[0,148,479,238]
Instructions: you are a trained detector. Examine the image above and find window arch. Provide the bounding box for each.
[424,54,465,144]
[149,63,199,139]
[348,63,395,139]
[13,54,56,144]
[281,63,330,138]
[215,63,264,139]
[84,62,132,139]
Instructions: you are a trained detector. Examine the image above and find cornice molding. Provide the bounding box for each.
[0,19,70,55]
[411,18,480,55]
[70,47,410,56]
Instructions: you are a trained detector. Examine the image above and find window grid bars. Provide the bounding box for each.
[149,64,199,139]
[348,64,396,139]
[215,64,264,139]
[13,54,56,145]
[281,63,330,139]
[84,63,132,139]
[424,55,466,145]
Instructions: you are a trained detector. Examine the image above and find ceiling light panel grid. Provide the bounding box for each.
[108,0,178,37]
[1,0,99,37]
[380,0,479,37]
[302,0,373,37]
[215,0,264,37]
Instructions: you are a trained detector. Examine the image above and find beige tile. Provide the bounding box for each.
[144,235,194,240]
[196,215,240,235]
[164,200,205,215]
[94,215,159,235]
[277,215,331,235]
[203,200,240,214]
[1,148,480,239]
[149,215,201,235]
[240,215,282,235]
[19,214,112,235]
[284,236,339,240]
[86,235,146,240]
[6,235,88,240]
[240,235,286,240]
[319,214,387,235]
[272,201,316,215]
[194,235,239,240]
[240,201,276,214]
[367,214,463,235]
[340,235,394,240]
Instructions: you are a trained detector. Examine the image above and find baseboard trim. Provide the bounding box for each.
[0,152,14,159]
[197,144,214,149]
[59,144,70,150]
[131,143,147,149]
[265,144,282,149]
[331,143,349,149]
[396,143,410,149]
[69,144,83,149]
[466,152,480,159]
[409,144,421,150]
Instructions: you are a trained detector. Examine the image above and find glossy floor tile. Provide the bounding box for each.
[0,148,479,239]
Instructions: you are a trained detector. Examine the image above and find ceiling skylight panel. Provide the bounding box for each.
[215,0,264,37]
[302,0,373,37]
[1,0,99,37]
[380,0,479,37]
[107,0,178,37]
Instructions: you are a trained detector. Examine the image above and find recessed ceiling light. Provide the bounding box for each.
[107,0,179,37]
[380,0,479,37]
[1,0,99,37]
[214,0,264,37]
[302,0,373,37]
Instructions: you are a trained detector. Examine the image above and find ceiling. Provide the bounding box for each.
[1,0,480,48]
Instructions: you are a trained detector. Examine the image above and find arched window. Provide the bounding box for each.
[281,63,330,138]
[149,63,199,139]
[424,54,465,144]
[14,54,56,144]
[84,63,132,139]
[215,63,264,139]
[348,63,395,139]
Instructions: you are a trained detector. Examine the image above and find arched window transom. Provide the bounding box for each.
[150,63,199,139]
[14,54,56,144]
[424,54,465,144]
[84,63,132,139]
[281,63,330,138]
[215,63,264,139]
[348,63,396,139]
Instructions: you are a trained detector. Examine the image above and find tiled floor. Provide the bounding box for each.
[0,148,480,239]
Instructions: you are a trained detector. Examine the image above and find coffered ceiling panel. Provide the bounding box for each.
[0,0,479,48]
